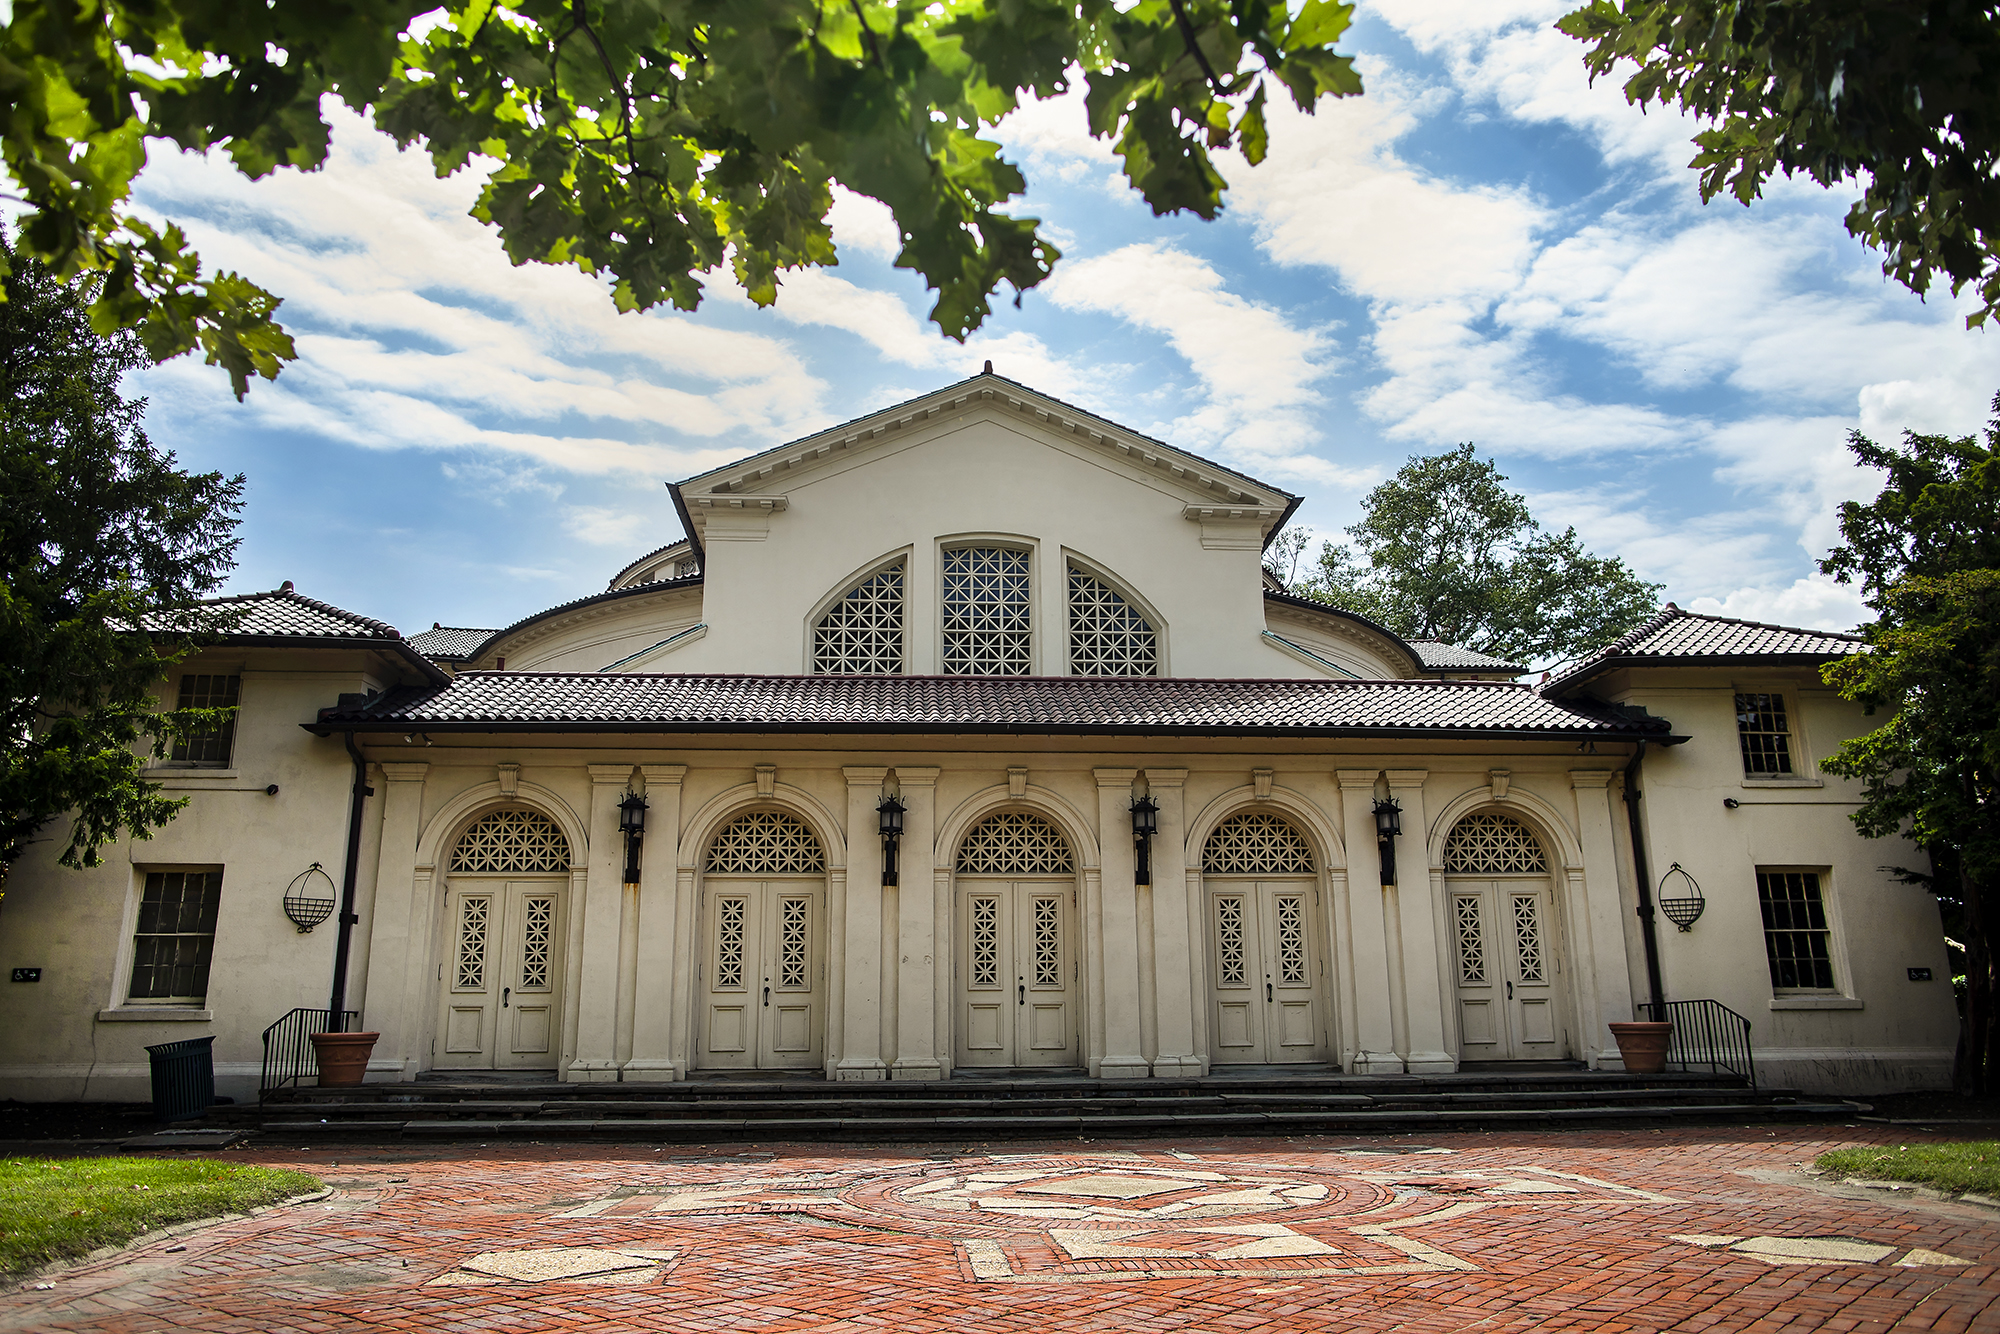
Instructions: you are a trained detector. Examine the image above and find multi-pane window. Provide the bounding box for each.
[1067,566,1158,676]
[814,562,905,674]
[128,870,224,1003]
[169,674,240,765]
[1758,870,1835,991]
[942,547,1031,675]
[1735,692,1795,776]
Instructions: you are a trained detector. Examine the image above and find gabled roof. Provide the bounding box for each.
[151,584,446,684]
[1542,604,1865,694]
[1405,641,1527,674]
[409,625,498,661]
[308,672,1675,740]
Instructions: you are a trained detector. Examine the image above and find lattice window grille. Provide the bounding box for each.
[1216,897,1247,986]
[814,562,905,674]
[715,897,746,989]
[1033,897,1061,987]
[957,812,1074,875]
[1454,895,1486,984]
[455,896,490,990]
[674,557,700,579]
[779,897,809,988]
[1443,812,1548,874]
[1276,895,1307,984]
[942,547,1032,676]
[970,897,1000,988]
[520,896,554,989]
[1512,894,1546,983]
[707,812,826,874]
[1067,567,1158,677]
[450,809,571,874]
[1203,813,1316,875]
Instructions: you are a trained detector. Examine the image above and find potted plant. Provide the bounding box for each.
[1608,1019,1673,1074]
[309,1028,380,1087]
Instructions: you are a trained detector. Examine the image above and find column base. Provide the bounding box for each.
[564,1060,622,1083]
[1352,1052,1407,1076]
[1404,1052,1456,1074]
[1150,1056,1206,1078]
[618,1059,682,1083]
[836,1059,890,1082]
[1096,1057,1152,1080]
[891,1059,944,1082]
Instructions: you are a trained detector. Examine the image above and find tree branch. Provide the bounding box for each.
[849,0,885,70]
[1166,0,1226,101]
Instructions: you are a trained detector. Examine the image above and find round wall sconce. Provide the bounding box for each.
[1658,862,1705,931]
[283,862,337,933]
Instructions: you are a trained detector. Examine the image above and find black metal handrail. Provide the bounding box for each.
[1637,998,1755,1087]
[260,1007,359,1099]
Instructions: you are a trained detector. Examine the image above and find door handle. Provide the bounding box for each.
[502,987,510,1008]
[1018,981,1026,1006]
[1266,981,1274,1002]
[1506,981,1513,1000]
[763,985,771,1008]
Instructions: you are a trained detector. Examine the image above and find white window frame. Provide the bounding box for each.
[119,865,226,1008]
[936,535,1041,676]
[1755,865,1858,1007]
[1732,681,1823,788]
[1061,549,1169,677]
[801,547,912,675]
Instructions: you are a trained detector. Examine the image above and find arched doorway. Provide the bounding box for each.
[1201,812,1331,1064]
[436,808,572,1071]
[695,811,828,1071]
[1443,810,1570,1061]
[953,812,1080,1069]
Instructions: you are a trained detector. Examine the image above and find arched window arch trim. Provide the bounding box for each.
[1423,788,1584,877]
[933,784,1102,873]
[956,810,1076,875]
[803,547,912,675]
[705,809,829,875]
[447,807,574,874]
[1062,547,1169,677]
[679,786,849,876]
[1184,787,1345,871]
[418,783,590,878]
[1202,811,1317,875]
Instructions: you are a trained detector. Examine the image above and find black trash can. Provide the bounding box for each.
[145,1036,216,1123]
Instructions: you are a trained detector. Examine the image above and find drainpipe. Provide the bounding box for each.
[326,731,370,1030]
[1621,739,1668,1016]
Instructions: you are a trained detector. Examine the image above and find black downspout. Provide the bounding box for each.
[327,731,370,1030]
[1621,739,1668,1016]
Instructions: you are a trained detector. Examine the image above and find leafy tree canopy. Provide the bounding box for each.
[1818,402,1999,1090]
[0,0,1364,397]
[1275,443,1663,666]
[0,231,245,873]
[1559,0,2000,328]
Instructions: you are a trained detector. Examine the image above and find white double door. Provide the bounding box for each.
[954,879,1079,1068]
[1449,878,1569,1060]
[696,878,826,1070]
[1205,879,1328,1064]
[437,878,566,1070]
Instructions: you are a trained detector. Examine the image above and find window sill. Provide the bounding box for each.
[1769,996,1864,1011]
[98,1008,212,1022]
[1741,777,1824,789]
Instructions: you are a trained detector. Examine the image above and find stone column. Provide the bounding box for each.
[1336,769,1402,1074]
[1388,769,1452,1073]
[892,767,944,1080]
[567,764,631,1082]
[1144,768,1200,1076]
[836,767,889,1081]
[1093,768,1150,1077]
[1571,769,1635,1069]
[361,761,428,1079]
[624,764,686,1081]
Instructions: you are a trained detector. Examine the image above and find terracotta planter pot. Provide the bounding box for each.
[1608,1021,1673,1074]
[310,1031,380,1088]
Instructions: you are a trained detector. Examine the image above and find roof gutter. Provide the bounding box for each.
[668,481,703,566]
[306,718,1686,743]
[326,731,371,1029]
[1260,493,1304,553]
[1621,739,1668,1016]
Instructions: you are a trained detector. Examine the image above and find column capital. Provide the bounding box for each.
[1334,768,1380,790]
[891,765,941,788]
[1093,767,1139,787]
[1569,768,1618,790]
[587,763,633,785]
[378,761,430,783]
[1141,767,1189,788]
[1385,768,1428,789]
[842,766,890,787]
[639,763,686,787]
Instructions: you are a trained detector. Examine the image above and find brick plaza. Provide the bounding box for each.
[6,1126,1998,1333]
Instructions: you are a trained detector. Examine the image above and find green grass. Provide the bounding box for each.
[0,1157,322,1278]
[1816,1142,2000,1196]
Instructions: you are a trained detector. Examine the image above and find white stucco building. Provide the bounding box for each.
[0,372,1960,1100]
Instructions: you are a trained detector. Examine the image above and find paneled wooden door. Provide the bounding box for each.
[953,879,1079,1068]
[436,879,567,1070]
[1449,879,1569,1061]
[696,878,826,1070]
[1205,880,1328,1064]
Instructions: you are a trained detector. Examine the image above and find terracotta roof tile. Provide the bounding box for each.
[1405,640,1526,672]
[151,585,401,640]
[409,626,497,660]
[1543,604,1864,693]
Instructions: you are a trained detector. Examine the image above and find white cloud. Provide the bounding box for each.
[564,505,655,547]
[1685,576,1870,631]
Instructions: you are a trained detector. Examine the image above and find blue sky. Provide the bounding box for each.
[122,0,2000,643]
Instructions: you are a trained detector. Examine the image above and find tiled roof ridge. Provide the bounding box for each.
[203,583,401,639]
[425,624,499,633]
[608,538,694,589]
[471,575,705,660]
[1542,601,1866,694]
[1654,601,1866,644]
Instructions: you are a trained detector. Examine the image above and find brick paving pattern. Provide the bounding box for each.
[5,1126,1998,1332]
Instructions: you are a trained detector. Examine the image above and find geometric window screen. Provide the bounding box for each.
[1203,812,1315,875]
[814,561,905,674]
[706,811,826,875]
[957,812,1075,875]
[1443,811,1548,874]
[942,547,1032,676]
[450,809,571,874]
[1068,566,1158,676]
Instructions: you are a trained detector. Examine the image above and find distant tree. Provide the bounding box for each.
[1297,444,1662,665]
[1818,402,1999,1094]
[1559,0,2000,328]
[1263,527,1315,589]
[0,233,246,876]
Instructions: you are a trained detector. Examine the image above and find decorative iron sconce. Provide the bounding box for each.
[877,792,906,886]
[283,862,337,933]
[1657,861,1705,931]
[618,790,648,884]
[1130,791,1159,887]
[1372,797,1403,886]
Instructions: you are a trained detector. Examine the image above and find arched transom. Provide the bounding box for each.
[1443,811,1548,874]
[957,812,1074,875]
[1203,812,1316,875]
[450,809,571,874]
[707,811,827,875]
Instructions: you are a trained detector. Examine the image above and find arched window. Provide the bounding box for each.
[1067,566,1158,676]
[942,547,1031,675]
[450,809,571,873]
[814,561,904,674]
[957,812,1074,875]
[706,811,827,874]
[1443,811,1548,874]
[1203,812,1315,874]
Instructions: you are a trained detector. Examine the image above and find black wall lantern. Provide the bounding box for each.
[1657,861,1706,931]
[877,793,906,886]
[283,862,337,933]
[618,790,648,884]
[1131,792,1159,887]
[1372,797,1403,886]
